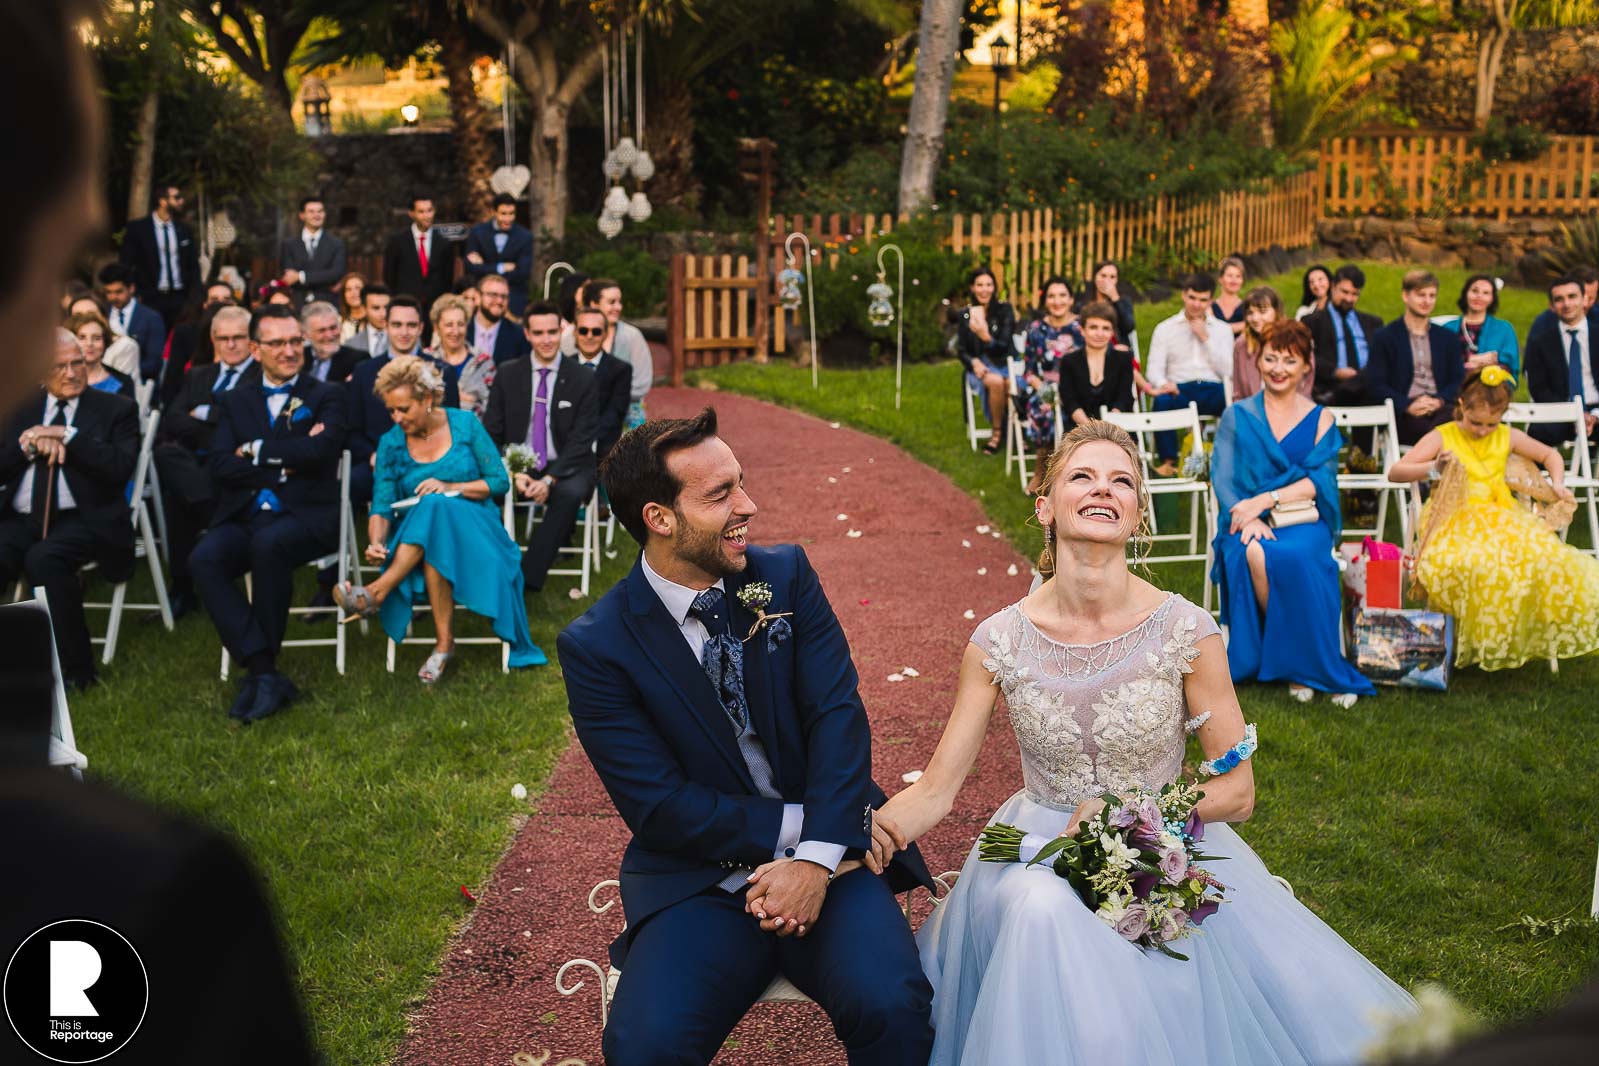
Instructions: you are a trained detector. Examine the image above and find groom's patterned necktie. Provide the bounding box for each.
[690,586,781,891]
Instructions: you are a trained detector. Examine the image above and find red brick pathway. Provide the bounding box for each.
[397,387,1034,1065]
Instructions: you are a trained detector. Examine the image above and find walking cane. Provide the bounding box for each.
[40,454,57,540]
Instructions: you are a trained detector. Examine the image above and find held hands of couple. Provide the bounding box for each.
[742,809,910,936]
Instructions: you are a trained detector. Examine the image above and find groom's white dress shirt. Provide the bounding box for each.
[642,553,846,874]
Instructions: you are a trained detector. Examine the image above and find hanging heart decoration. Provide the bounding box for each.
[490,165,531,197]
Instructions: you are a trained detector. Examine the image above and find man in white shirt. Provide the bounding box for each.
[1146,272,1234,473]
[1528,274,1599,445]
[347,284,390,357]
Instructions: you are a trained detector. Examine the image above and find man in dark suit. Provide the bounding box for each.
[0,330,140,689]
[278,195,347,307]
[1527,263,1598,352]
[468,272,531,365]
[155,305,260,617]
[1305,263,1384,407]
[160,281,239,407]
[301,300,367,385]
[1526,273,1599,445]
[464,193,533,317]
[119,183,199,329]
[1365,269,1464,445]
[558,407,934,1065]
[99,262,168,383]
[382,194,455,324]
[345,283,391,358]
[570,305,633,459]
[483,303,600,593]
[189,306,347,723]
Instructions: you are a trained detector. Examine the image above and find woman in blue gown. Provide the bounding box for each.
[333,356,545,681]
[1211,320,1373,704]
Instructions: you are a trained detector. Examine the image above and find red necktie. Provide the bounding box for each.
[417,233,429,278]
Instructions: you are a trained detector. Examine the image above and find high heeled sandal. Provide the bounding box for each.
[1287,684,1314,703]
[332,581,379,625]
[419,647,456,684]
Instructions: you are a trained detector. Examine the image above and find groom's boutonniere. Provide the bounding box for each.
[284,396,306,423]
[736,581,793,651]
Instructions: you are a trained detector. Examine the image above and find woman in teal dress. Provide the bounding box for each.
[333,356,545,681]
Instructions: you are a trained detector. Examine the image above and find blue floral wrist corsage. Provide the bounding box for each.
[1199,723,1258,777]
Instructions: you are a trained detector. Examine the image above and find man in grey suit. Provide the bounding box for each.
[345,283,390,357]
[278,196,347,307]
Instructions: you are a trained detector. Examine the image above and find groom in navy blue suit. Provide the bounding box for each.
[558,407,935,1065]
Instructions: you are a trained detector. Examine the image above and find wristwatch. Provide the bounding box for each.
[1268,489,1281,506]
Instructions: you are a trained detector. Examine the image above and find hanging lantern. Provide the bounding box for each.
[208,209,237,249]
[604,185,630,216]
[598,212,624,240]
[778,265,805,311]
[631,150,655,182]
[602,150,626,182]
[866,277,895,328]
[626,191,653,223]
[613,135,639,168]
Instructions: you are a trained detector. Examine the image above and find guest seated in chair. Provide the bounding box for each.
[189,306,347,723]
[1525,274,1599,446]
[1366,269,1463,445]
[155,305,259,618]
[1058,300,1136,432]
[1443,273,1519,377]
[68,311,134,396]
[1210,320,1374,706]
[331,356,544,681]
[483,303,600,595]
[955,267,1017,455]
[569,304,634,461]
[1146,272,1233,474]
[0,330,140,690]
[1306,264,1382,408]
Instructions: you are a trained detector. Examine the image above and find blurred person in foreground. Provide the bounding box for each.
[0,4,316,1062]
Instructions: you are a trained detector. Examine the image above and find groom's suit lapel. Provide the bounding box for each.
[725,566,783,788]
[621,560,757,792]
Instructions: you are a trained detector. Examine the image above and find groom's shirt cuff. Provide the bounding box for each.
[777,804,847,873]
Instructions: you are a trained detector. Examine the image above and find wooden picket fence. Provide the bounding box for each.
[665,254,759,383]
[1320,133,1599,219]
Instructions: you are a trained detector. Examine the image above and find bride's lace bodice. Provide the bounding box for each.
[973,595,1220,810]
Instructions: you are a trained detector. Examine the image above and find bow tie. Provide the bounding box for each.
[263,383,293,396]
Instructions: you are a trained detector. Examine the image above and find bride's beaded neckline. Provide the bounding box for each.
[1009,594,1178,681]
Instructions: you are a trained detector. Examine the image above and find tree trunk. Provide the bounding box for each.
[531,100,571,240]
[128,87,160,222]
[1229,0,1273,145]
[441,23,495,219]
[647,76,700,209]
[1474,25,1511,129]
[898,0,964,215]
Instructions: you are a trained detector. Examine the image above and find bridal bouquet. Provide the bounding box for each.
[977,780,1227,959]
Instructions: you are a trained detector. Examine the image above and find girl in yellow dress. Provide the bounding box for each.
[1388,366,1599,670]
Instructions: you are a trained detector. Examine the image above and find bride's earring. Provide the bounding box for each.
[1039,521,1055,575]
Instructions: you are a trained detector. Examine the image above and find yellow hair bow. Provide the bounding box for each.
[1479,365,1515,389]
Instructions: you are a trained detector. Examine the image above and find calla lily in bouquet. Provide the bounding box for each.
[977,779,1227,959]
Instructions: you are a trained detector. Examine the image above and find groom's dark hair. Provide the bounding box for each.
[602,406,721,546]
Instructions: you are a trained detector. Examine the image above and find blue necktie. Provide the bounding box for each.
[215,368,238,393]
[1568,329,1585,405]
[689,587,749,736]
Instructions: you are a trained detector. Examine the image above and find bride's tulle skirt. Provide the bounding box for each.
[918,790,1417,1065]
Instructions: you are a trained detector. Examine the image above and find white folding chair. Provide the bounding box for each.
[1127,330,1150,413]
[220,452,361,679]
[1099,403,1217,611]
[1328,400,1411,545]
[1504,399,1599,555]
[385,479,516,674]
[9,587,86,777]
[1005,355,1035,491]
[82,406,173,664]
[504,462,600,598]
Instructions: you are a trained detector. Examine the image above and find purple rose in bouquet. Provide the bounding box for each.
[1114,904,1151,942]
[1159,846,1190,885]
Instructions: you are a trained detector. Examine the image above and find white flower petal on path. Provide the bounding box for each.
[828,476,838,484]
[962,539,971,548]
[963,609,976,620]
[829,422,841,429]
[977,567,988,576]
[836,513,849,521]
[568,588,584,600]
[1007,564,1019,576]
[901,770,924,784]
[901,666,920,677]
[842,466,852,473]
[846,529,863,538]
[887,673,905,682]
[976,524,991,534]
[992,531,1002,539]
[511,783,528,801]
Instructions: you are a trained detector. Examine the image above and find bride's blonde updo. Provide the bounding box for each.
[1035,420,1149,579]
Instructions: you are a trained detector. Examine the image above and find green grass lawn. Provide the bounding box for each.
[66,560,617,1064]
[692,349,1599,1024]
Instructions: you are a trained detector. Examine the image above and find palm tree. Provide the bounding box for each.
[1271,0,1411,159]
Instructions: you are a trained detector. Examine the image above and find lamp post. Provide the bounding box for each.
[783,232,820,390]
[989,33,1010,201]
[400,103,420,127]
[867,243,905,409]
[300,75,332,137]
[543,261,575,301]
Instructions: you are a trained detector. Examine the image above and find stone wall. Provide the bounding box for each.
[1382,28,1599,129]
[1315,216,1570,282]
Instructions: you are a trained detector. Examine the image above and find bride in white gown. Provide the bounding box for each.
[878,421,1415,1065]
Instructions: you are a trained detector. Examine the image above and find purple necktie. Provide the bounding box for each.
[529,367,551,469]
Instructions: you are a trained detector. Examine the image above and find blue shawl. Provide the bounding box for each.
[1211,393,1344,550]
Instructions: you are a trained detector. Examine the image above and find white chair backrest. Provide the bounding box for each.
[1011,331,1026,354]
[134,379,155,418]
[127,410,160,528]
[1505,401,1590,478]
[1100,401,1202,437]
[1431,314,1460,327]
[1327,399,1403,464]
